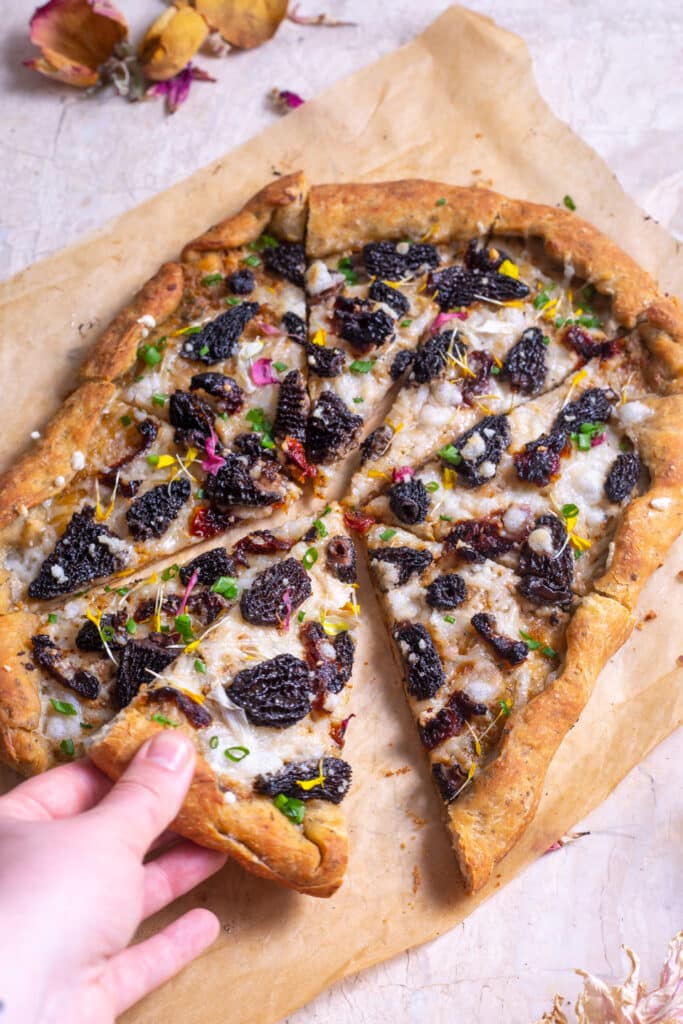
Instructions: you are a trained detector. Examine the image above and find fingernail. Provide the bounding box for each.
[144,731,192,772]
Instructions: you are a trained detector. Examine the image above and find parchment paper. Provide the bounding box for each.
[0,7,681,1024]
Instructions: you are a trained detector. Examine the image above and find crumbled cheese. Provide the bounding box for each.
[50,564,67,583]
[223,791,237,804]
[54,475,65,488]
[460,433,487,462]
[478,460,497,479]
[617,401,654,427]
[305,260,345,296]
[503,505,529,535]
[71,451,86,472]
[650,496,672,511]
[30,430,41,440]
[396,241,410,255]
[137,314,157,329]
[97,534,132,556]
[527,527,554,555]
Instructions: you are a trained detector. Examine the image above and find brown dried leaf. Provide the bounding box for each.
[194,0,288,49]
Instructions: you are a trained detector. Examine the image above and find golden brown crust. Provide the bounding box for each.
[447,594,633,892]
[0,611,51,776]
[80,263,184,382]
[306,179,683,389]
[182,171,308,258]
[595,394,683,611]
[88,697,348,898]
[0,380,116,531]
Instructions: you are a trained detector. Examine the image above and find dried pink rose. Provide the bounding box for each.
[147,63,215,114]
[25,0,128,87]
[270,87,305,112]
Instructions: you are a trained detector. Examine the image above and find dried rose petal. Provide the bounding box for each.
[195,0,287,49]
[430,310,468,334]
[25,0,128,88]
[270,87,305,111]
[178,570,199,615]
[139,5,208,82]
[147,63,215,114]
[392,466,415,483]
[287,5,356,27]
[201,430,226,475]
[251,358,279,386]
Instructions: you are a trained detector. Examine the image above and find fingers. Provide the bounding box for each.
[89,731,196,858]
[142,841,226,919]
[103,908,220,1017]
[0,759,112,823]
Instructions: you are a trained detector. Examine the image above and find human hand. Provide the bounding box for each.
[0,731,227,1023]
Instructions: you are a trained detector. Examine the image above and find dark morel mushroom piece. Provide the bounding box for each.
[360,424,394,463]
[471,612,528,666]
[75,611,128,652]
[306,391,363,465]
[463,239,508,273]
[370,546,433,587]
[425,573,467,610]
[115,637,180,709]
[411,331,465,385]
[502,327,548,395]
[255,757,352,804]
[147,686,212,728]
[450,414,511,488]
[514,430,568,486]
[262,242,306,287]
[28,507,128,600]
[461,350,494,404]
[553,387,615,433]
[332,295,394,353]
[226,269,255,295]
[368,279,410,317]
[273,370,310,444]
[281,311,306,343]
[126,478,191,541]
[179,547,235,586]
[240,557,312,626]
[444,517,513,563]
[428,263,530,310]
[517,513,574,608]
[32,634,100,700]
[418,689,487,751]
[300,620,355,695]
[204,454,282,509]
[190,373,244,415]
[393,622,445,700]
[362,241,440,279]
[305,341,346,378]
[388,478,431,525]
[432,762,469,803]
[180,303,258,364]
[227,653,313,728]
[326,535,357,583]
[390,348,415,381]
[605,451,641,502]
[169,389,215,448]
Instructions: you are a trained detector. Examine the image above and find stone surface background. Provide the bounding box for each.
[1,2,681,1021]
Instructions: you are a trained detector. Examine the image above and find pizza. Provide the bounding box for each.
[0,174,681,897]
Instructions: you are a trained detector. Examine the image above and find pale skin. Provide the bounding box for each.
[0,731,227,1023]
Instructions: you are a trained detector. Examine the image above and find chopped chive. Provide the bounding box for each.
[224,746,250,762]
[116,586,130,597]
[400,319,412,328]
[199,344,210,356]
[563,194,577,211]
[47,613,58,624]
[499,699,512,717]
[380,528,396,541]
[151,714,178,728]
[202,273,223,286]
[541,645,557,658]
[297,610,306,623]
[439,514,453,522]
[244,255,261,267]
[560,503,579,519]
[438,444,462,466]
[435,197,447,206]
[226,296,241,305]
[210,576,238,599]
[533,291,550,309]
[80,722,94,730]
[152,392,166,407]
[352,396,364,404]
[120,414,132,427]
[313,518,328,539]
[491,365,501,375]
[443,614,455,624]
[302,547,318,569]
[274,793,305,824]
[194,659,207,674]
[519,629,542,651]
[174,614,194,643]
[337,256,357,285]
[147,454,160,466]
[60,739,75,757]
[196,488,205,499]
[273,361,288,373]
[125,618,137,635]
[425,481,440,493]
[161,564,179,581]
[51,699,77,715]
[209,735,219,749]
[260,435,276,450]
[542,335,551,346]
[138,344,162,367]
[349,359,374,374]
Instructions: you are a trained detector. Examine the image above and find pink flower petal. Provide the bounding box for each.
[256,320,281,337]
[178,570,199,615]
[201,430,226,475]
[431,310,468,334]
[392,466,415,483]
[591,433,606,447]
[281,589,292,631]
[251,358,279,387]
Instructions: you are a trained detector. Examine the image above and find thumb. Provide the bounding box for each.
[91,730,196,858]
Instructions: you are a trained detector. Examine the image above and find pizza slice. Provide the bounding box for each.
[0,505,359,896]
[360,354,683,892]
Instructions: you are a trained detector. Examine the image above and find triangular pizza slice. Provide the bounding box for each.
[0,505,359,896]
